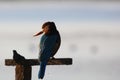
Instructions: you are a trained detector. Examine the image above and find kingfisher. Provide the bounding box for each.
[34,21,61,79]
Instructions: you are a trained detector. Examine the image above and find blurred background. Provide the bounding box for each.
[0,0,120,80]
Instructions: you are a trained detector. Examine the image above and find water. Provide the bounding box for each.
[1,35,120,80]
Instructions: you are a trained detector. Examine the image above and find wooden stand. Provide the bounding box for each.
[5,58,72,80]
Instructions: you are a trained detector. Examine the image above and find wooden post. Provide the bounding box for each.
[5,58,72,80]
[15,65,24,80]
[23,66,32,80]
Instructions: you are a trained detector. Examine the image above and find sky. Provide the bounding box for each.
[0,1,120,80]
[0,1,120,22]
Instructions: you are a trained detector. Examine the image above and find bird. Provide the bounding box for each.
[50,32,61,59]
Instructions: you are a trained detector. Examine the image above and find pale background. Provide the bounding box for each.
[0,0,120,80]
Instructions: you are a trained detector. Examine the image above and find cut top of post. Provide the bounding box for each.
[5,58,72,66]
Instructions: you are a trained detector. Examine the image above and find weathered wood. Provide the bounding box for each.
[5,58,72,80]
[15,65,23,80]
[15,64,32,80]
[23,66,32,80]
[5,58,72,66]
